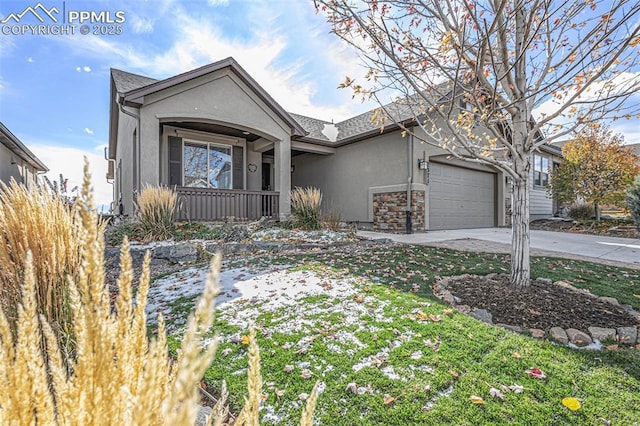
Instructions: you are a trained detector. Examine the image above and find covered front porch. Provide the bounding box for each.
[159,121,333,222]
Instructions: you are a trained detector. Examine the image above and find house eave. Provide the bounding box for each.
[120,57,306,138]
[0,122,48,172]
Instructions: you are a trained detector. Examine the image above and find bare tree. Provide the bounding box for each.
[315,0,640,288]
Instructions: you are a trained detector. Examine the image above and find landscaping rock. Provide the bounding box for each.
[617,326,638,345]
[597,296,620,306]
[469,308,493,324]
[530,329,545,339]
[223,243,253,254]
[152,242,198,263]
[549,327,569,344]
[497,324,522,333]
[253,241,284,251]
[566,328,592,346]
[587,326,616,342]
[205,243,221,254]
[441,291,456,304]
[195,406,212,426]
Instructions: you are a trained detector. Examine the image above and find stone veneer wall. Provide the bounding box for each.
[372,190,425,232]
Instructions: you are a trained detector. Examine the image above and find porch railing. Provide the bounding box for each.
[174,187,279,221]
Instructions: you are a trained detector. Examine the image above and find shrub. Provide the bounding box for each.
[136,185,177,242]
[0,162,319,425]
[104,218,144,246]
[321,209,342,231]
[627,179,640,229]
[290,187,322,230]
[0,179,83,344]
[567,203,595,221]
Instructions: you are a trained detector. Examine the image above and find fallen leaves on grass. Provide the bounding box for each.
[241,335,250,345]
[470,395,485,405]
[429,314,442,322]
[346,383,358,394]
[489,387,505,400]
[284,365,294,373]
[511,352,522,359]
[525,367,547,379]
[562,397,581,411]
[301,369,313,379]
[424,338,441,352]
[383,395,395,405]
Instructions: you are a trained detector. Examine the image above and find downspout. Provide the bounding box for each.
[406,131,414,234]
[118,97,141,211]
[104,147,116,213]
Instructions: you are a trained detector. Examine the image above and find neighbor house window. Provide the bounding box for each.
[533,153,550,187]
[183,141,232,189]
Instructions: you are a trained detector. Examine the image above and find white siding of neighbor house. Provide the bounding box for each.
[0,142,39,190]
[529,152,561,220]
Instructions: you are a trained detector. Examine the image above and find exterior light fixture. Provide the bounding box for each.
[418,159,429,170]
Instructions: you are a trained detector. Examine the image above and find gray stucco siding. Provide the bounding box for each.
[292,131,409,222]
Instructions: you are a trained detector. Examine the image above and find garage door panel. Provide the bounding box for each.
[429,163,496,230]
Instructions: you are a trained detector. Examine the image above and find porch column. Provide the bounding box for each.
[274,137,291,219]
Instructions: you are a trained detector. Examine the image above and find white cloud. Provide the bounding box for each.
[26,56,34,63]
[57,2,372,121]
[29,144,112,212]
[207,0,229,6]
[83,66,91,72]
[131,16,154,34]
[84,127,94,135]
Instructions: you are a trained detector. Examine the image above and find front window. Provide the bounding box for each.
[533,154,550,187]
[183,141,232,189]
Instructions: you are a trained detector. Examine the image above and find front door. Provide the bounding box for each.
[262,162,271,191]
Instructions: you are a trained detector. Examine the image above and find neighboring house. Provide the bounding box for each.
[107,57,558,230]
[0,122,48,189]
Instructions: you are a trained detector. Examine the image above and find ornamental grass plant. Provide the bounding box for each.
[137,184,177,242]
[290,187,322,230]
[0,179,84,350]
[0,161,318,425]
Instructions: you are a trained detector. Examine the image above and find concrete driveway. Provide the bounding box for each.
[358,228,640,269]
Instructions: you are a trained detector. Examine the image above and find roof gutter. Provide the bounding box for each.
[118,96,141,195]
[406,132,414,234]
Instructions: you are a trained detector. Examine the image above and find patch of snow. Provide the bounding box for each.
[352,349,389,372]
[380,365,400,380]
[261,405,284,424]
[567,340,603,350]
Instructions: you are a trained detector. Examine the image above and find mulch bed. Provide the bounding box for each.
[445,275,640,331]
[531,219,640,239]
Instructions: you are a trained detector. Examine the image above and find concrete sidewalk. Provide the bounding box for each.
[358,228,640,269]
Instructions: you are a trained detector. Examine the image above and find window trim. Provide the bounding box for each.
[182,138,233,189]
[533,153,550,187]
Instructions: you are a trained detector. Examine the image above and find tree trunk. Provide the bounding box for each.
[510,170,531,289]
[594,202,600,221]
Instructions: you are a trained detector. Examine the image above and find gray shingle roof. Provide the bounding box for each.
[287,113,332,142]
[291,98,421,144]
[111,68,158,93]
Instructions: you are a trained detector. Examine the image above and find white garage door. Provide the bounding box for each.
[429,163,496,230]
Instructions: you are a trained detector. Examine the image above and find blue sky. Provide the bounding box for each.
[0,0,374,209]
[1,0,639,210]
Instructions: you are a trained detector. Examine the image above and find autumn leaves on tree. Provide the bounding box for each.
[316,0,640,288]
[550,125,640,220]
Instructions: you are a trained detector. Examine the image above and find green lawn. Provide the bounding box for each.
[163,245,640,425]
